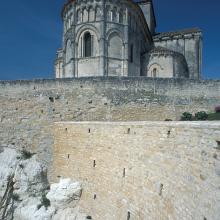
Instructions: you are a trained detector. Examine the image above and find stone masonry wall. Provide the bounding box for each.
[52,121,220,220]
[0,77,220,166]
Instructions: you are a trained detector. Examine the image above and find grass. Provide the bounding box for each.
[207,112,220,120]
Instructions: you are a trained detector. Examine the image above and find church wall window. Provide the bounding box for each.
[83,9,88,22]
[112,8,117,22]
[77,10,82,23]
[84,32,93,57]
[119,11,123,24]
[88,8,95,22]
[106,7,111,21]
[128,13,132,28]
[130,44,133,63]
[153,68,157,77]
[95,7,101,21]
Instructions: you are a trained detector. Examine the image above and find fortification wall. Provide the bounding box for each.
[0,77,220,165]
[52,121,220,220]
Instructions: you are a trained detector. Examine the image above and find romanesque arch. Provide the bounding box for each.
[147,63,163,77]
[107,30,124,76]
[76,25,100,58]
[75,25,100,77]
[65,39,73,63]
[107,32,123,59]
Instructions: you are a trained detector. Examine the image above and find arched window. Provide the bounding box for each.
[77,10,81,23]
[95,7,101,21]
[83,9,88,22]
[129,44,133,63]
[88,8,95,22]
[107,9,111,21]
[84,32,92,57]
[119,11,123,23]
[153,68,157,77]
[112,9,117,22]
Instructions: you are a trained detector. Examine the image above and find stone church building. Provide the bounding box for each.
[55,0,202,79]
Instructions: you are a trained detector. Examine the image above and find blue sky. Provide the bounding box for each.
[0,0,219,80]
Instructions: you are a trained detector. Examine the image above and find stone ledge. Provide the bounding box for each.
[55,121,220,129]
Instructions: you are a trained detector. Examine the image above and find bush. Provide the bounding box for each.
[41,194,50,209]
[12,193,20,202]
[181,112,193,121]
[165,119,172,121]
[195,111,208,121]
[215,105,220,113]
[20,149,34,160]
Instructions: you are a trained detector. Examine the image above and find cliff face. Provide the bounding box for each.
[0,147,89,220]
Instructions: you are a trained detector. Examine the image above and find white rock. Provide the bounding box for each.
[0,148,88,220]
[0,148,19,198]
[14,155,48,199]
[47,178,82,209]
[14,198,55,220]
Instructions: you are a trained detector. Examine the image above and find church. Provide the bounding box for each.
[55,0,202,79]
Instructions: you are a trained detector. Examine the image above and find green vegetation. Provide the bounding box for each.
[208,113,220,120]
[181,112,193,121]
[37,194,51,210]
[180,111,220,121]
[20,149,35,160]
[195,111,208,121]
[12,193,20,202]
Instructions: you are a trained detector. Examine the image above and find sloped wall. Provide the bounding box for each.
[53,121,220,220]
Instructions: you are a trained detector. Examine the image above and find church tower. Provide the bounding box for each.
[55,0,152,78]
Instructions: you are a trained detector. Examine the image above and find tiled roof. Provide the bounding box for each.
[153,28,202,39]
[149,46,184,57]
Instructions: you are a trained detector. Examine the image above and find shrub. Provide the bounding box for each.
[37,204,42,210]
[215,105,220,113]
[40,194,50,209]
[181,112,193,121]
[12,193,20,202]
[165,119,172,121]
[195,111,208,121]
[19,164,24,169]
[20,149,34,160]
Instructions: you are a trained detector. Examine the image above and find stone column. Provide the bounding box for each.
[198,35,203,79]
[123,8,129,76]
[72,6,76,77]
[100,0,107,76]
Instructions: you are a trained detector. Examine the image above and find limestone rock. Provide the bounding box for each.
[47,178,82,209]
[14,154,48,199]
[0,147,19,199]
[14,198,55,220]
[0,147,88,220]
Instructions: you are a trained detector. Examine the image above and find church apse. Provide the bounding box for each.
[55,0,202,79]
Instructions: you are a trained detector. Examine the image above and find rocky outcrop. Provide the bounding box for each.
[0,147,89,220]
